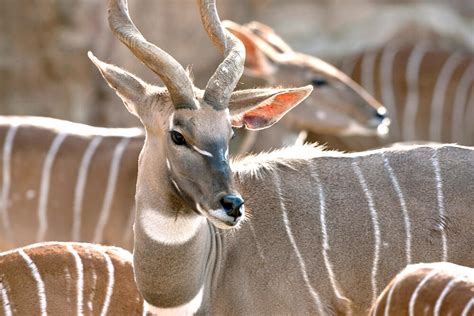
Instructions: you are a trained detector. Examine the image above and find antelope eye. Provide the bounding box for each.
[310,77,328,87]
[170,131,186,146]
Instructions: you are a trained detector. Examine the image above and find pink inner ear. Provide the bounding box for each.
[232,92,302,130]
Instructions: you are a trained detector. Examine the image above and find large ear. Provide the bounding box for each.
[245,21,293,54]
[88,51,150,118]
[228,85,313,130]
[223,20,276,78]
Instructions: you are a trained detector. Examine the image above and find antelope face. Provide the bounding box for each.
[89,0,312,231]
[224,20,390,137]
[165,105,244,229]
[278,58,390,137]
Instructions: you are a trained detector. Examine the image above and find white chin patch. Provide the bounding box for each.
[140,209,205,245]
[144,286,204,316]
[196,204,245,229]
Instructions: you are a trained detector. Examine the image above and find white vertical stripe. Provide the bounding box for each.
[310,164,352,310]
[408,269,438,316]
[72,136,103,241]
[383,269,405,316]
[433,276,463,316]
[248,222,267,266]
[361,50,378,96]
[0,281,12,316]
[380,43,402,138]
[382,153,412,264]
[273,173,326,315]
[19,249,47,316]
[352,160,381,305]
[431,149,447,261]
[93,137,131,243]
[67,244,84,316]
[451,62,474,143]
[37,132,67,241]
[464,89,474,144]
[1,124,18,242]
[461,298,474,316]
[402,43,428,141]
[100,251,115,316]
[429,52,463,142]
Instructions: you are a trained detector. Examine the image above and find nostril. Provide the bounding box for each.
[220,195,244,219]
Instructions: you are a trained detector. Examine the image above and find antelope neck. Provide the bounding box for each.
[133,141,222,311]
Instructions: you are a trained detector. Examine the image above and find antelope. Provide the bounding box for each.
[225,21,474,152]
[0,13,391,253]
[0,242,144,315]
[222,20,389,154]
[370,262,474,316]
[0,116,142,251]
[89,0,474,315]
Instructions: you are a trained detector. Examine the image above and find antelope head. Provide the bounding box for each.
[89,0,312,229]
[224,20,390,137]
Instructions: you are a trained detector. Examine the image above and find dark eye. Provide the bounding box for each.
[310,77,328,87]
[170,131,186,145]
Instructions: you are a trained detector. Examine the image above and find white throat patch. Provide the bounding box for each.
[140,209,205,245]
[144,285,204,316]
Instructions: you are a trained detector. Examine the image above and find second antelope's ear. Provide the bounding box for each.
[88,51,151,119]
[223,20,276,78]
[228,85,313,130]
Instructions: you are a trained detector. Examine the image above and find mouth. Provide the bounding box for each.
[196,204,245,230]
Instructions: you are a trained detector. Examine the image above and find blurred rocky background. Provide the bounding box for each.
[1,0,472,127]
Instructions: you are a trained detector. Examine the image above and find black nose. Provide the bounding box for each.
[220,194,244,220]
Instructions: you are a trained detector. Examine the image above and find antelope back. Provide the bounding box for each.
[0,242,144,315]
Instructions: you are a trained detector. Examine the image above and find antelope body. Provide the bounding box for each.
[370,262,474,316]
[0,242,143,315]
[89,0,474,315]
[0,116,141,251]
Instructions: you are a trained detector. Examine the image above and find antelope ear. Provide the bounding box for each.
[223,20,276,77]
[88,51,149,118]
[228,85,313,130]
[245,21,293,54]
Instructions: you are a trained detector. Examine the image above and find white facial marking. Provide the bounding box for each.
[273,173,327,315]
[169,113,175,129]
[0,281,12,316]
[93,137,130,243]
[19,249,47,316]
[73,136,103,241]
[166,159,171,171]
[37,132,67,242]
[144,285,204,316]
[67,244,84,316]
[99,251,114,316]
[431,149,447,261]
[1,124,18,242]
[140,209,205,245]
[171,179,182,194]
[192,145,213,158]
[352,160,381,305]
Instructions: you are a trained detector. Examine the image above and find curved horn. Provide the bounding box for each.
[108,0,196,109]
[198,0,245,110]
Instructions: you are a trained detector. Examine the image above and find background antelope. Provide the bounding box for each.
[88,0,474,315]
[224,20,389,154]
[0,242,144,315]
[0,116,141,251]
[225,21,474,152]
[370,262,474,316]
